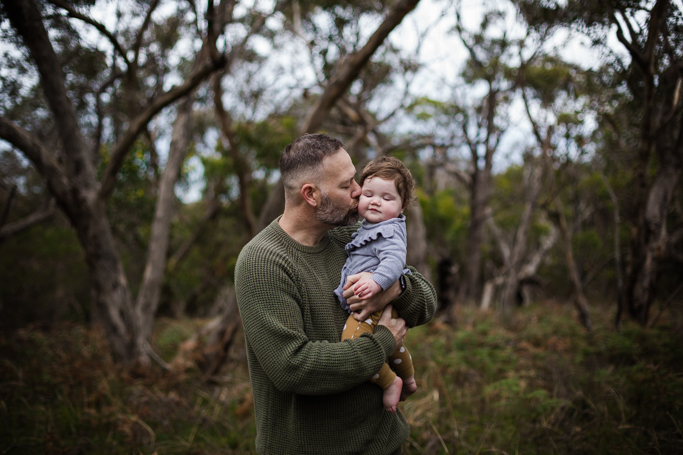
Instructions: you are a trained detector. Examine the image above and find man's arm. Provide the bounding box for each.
[345,267,436,327]
[235,245,398,396]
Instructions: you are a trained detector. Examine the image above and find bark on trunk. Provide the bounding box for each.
[499,163,542,314]
[405,200,431,282]
[135,92,196,349]
[626,164,681,324]
[462,167,492,305]
[199,286,242,378]
[79,199,143,367]
[551,199,593,332]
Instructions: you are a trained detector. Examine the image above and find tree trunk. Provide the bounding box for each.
[499,162,542,314]
[134,92,196,355]
[626,164,681,325]
[79,199,144,367]
[199,287,242,378]
[0,0,227,369]
[405,200,431,282]
[624,59,682,326]
[461,167,492,305]
[213,73,257,237]
[551,199,593,332]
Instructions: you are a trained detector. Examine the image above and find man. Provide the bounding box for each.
[235,133,436,454]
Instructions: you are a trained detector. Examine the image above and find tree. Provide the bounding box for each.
[515,0,683,325]
[519,54,594,330]
[0,0,231,368]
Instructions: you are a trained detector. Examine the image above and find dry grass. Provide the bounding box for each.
[1,302,682,454]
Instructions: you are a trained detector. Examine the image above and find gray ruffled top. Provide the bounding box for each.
[334,214,412,312]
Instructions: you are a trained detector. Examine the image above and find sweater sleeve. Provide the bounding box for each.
[235,244,396,396]
[390,265,437,328]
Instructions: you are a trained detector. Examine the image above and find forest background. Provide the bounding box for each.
[1,0,682,453]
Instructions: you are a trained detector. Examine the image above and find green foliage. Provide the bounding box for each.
[0,222,89,326]
[420,188,468,258]
[4,305,682,453]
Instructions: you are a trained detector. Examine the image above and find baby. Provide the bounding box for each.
[334,156,417,413]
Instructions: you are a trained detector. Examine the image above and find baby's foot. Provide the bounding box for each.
[399,375,417,402]
[383,376,403,413]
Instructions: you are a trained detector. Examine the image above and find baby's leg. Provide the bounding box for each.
[388,343,417,401]
[341,310,402,412]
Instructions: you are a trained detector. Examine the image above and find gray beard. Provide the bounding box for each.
[314,194,360,226]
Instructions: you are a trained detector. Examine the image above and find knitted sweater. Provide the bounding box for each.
[235,218,436,454]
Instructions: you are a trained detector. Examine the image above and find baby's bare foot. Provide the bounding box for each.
[383,376,403,413]
[400,375,417,402]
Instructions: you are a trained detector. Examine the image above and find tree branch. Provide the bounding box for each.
[0,198,56,242]
[0,184,17,230]
[44,0,132,68]
[4,0,94,189]
[99,55,226,200]
[132,0,161,67]
[0,117,71,202]
[301,0,421,133]
[92,69,123,158]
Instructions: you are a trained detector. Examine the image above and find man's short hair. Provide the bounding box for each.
[359,156,416,209]
[280,134,345,196]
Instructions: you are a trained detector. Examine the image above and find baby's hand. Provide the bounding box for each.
[353,279,382,300]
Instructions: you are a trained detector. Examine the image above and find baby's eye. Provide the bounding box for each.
[383,196,393,201]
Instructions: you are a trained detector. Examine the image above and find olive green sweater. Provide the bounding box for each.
[235,219,436,454]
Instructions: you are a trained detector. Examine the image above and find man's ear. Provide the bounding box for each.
[301,183,319,207]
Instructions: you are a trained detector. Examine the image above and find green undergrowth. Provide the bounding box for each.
[1,303,682,454]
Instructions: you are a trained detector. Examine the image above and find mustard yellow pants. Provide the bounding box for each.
[341,307,414,389]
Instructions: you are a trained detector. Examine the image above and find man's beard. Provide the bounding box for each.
[314,193,360,226]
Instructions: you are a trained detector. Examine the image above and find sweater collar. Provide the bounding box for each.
[270,216,332,253]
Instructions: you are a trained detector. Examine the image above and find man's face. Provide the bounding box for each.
[314,150,361,226]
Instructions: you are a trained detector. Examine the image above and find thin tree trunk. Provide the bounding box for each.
[499,162,542,314]
[551,198,593,332]
[462,168,491,305]
[405,200,431,282]
[213,73,257,237]
[601,173,625,331]
[135,92,196,351]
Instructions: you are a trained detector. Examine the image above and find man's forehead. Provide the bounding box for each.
[322,149,356,179]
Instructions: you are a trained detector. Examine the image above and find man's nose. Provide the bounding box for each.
[351,180,361,198]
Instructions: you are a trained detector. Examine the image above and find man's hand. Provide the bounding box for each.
[377,304,406,347]
[342,272,402,321]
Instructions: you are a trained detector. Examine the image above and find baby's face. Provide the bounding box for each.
[358,177,403,223]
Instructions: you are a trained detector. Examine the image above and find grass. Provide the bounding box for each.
[1,302,682,454]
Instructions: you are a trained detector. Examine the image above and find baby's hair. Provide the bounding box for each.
[359,156,416,209]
